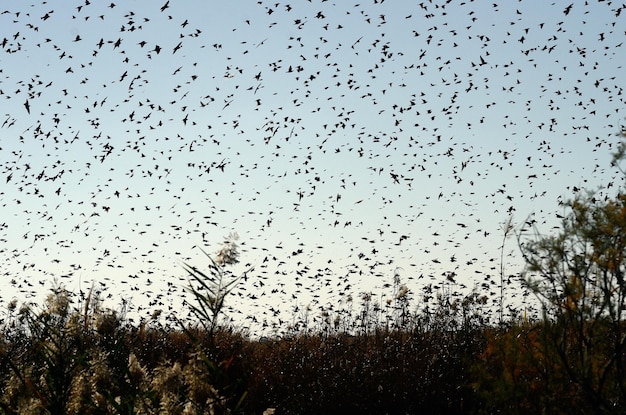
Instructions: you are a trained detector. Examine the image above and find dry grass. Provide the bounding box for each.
[0,275,623,414]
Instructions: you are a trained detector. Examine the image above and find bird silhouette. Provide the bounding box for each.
[0,0,623,335]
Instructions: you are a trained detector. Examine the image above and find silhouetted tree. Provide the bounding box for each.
[519,190,626,414]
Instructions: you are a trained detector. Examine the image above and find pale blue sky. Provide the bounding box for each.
[0,1,624,334]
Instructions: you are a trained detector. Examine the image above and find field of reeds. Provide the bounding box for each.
[4,187,626,415]
[0,277,623,415]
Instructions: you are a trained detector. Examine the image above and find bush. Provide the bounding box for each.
[518,192,626,413]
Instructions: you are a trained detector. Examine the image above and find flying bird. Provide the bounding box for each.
[0,0,622,335]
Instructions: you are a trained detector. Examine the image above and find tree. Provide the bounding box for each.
[518,190,626,413]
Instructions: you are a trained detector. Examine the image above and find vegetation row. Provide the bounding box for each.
[2,137,626,414]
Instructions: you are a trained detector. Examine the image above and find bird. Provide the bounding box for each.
[0,0,622,336]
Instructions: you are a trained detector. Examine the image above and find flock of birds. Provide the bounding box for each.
[0,1,625,334]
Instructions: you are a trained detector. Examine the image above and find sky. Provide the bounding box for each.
[0,0,625,335]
